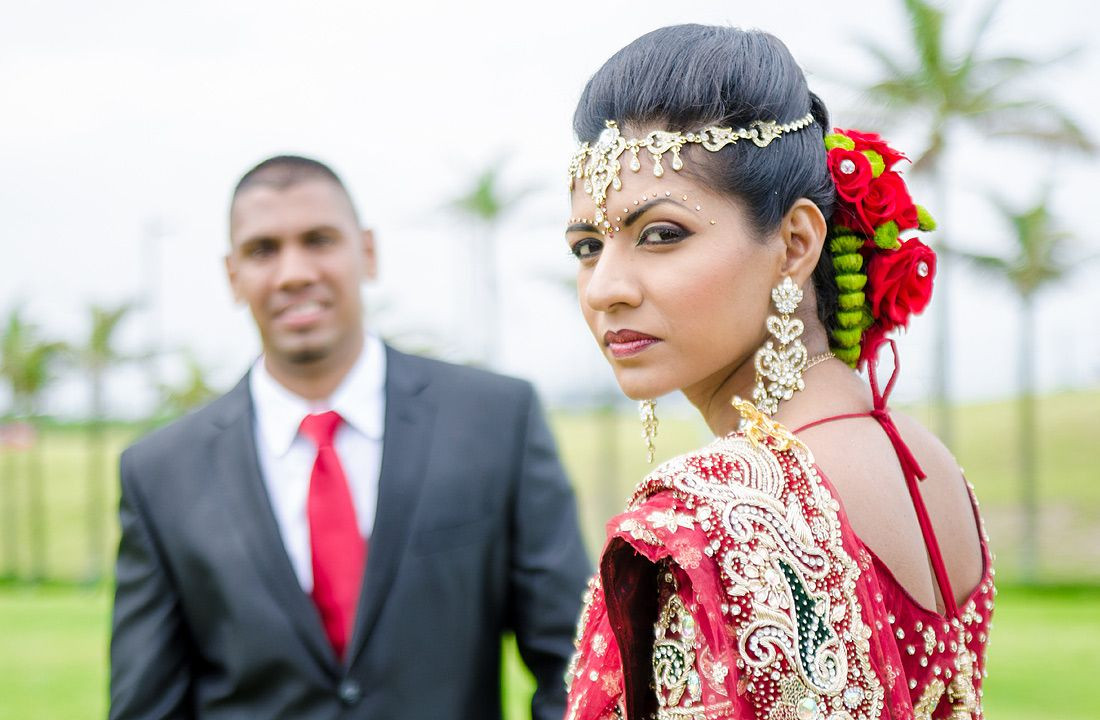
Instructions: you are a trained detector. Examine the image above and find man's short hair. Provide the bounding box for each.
[231,155,359,222]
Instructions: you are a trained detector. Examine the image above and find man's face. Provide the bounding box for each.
[226,179,376,373]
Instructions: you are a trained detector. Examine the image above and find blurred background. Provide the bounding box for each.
[1,0,1097,718]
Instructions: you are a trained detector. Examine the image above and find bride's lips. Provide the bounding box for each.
[604,329,660,358]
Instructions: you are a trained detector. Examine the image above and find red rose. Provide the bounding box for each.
[896,199,919,231]
[836,128,907,168]
[862,171,917,229]
[828,148,874,203]
[832,202,873,235]
[865,238,936,329]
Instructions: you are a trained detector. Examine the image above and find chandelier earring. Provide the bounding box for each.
[752,276,812,416]
[639,399,658,463]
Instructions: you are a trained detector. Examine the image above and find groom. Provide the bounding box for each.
[109,155,590,719]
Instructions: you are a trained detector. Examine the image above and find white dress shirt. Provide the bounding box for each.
[249,334,386,592]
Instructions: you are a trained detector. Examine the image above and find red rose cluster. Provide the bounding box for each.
[824,129,937,367]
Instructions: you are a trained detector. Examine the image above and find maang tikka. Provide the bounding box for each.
[569,114,816,234]
[753,276,809,416]
[639,399,658,463]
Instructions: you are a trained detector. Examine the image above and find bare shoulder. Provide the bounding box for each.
[795,405,985,610]
[888,410,965,486]
[790,392,966,506]
[886,410,985,556]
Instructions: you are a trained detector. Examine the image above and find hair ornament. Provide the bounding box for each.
[824,129,937,367]
[569,114,815,231]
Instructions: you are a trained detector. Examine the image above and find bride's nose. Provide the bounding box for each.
[582,243,643,313]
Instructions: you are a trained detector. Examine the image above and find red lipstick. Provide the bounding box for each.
[603,329,660,358]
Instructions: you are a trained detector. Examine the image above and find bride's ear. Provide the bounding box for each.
[778,199,827,287]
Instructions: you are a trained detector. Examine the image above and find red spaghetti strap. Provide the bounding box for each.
[793,412,872,434]
[868,341,959,617]
[797,340,960,617]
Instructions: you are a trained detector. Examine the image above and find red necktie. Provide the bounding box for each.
[300,411,366,661]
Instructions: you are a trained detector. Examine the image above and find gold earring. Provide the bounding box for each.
[639,399,658,463]
[753,276,809,416]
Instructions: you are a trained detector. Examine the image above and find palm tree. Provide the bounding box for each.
[156,351,218,420]
[0,306,65,580]
[855,0,1094,449]
[73,301,138,581]
[959,189,1082,582]
[449,162,532,368]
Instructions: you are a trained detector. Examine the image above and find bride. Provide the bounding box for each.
[562,24,993,720]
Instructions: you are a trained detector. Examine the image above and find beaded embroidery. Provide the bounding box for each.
[564,401,994,720]
[626,405,885,719]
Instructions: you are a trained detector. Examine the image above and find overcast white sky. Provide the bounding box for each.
[3,0,1098,417]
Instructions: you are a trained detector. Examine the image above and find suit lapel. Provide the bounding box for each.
[210,375,339,675]
[346,346,435,664]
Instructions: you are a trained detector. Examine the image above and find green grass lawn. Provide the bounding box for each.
[979,584,1100,720]
[0,584,110,720]
[2,583,1095,720]
[1,389,1097,717]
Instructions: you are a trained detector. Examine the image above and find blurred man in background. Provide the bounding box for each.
[109,155,590,719]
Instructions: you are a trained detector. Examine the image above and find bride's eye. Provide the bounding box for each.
[637,224,688,246]
[570,238,603,260]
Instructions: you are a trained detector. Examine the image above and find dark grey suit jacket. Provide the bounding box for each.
[110,346,591,719]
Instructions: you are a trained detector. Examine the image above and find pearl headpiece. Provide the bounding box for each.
[568,114,815,230]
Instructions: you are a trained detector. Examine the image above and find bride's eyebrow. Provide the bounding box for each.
[622,198,678,228]
[566,221,600,233]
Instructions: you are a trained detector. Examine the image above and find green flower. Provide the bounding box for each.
[863,150,885,177]
[873,221,900,250]
[916,205,937,231]
[825,133,856,151]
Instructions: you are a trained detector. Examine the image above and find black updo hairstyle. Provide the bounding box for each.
[573,24,839,333]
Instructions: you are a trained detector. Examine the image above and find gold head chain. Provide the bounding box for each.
[568,114,815,230]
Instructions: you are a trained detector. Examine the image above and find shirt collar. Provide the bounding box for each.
[331,333,386,440]
[250,334,387,458]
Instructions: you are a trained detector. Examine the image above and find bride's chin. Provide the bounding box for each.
[612,372,673,402]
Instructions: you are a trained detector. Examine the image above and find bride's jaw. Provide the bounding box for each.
[603,341,756,408]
